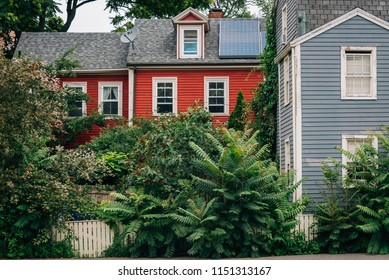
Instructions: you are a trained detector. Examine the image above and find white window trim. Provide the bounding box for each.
[63,81,87,117]
[341,134,378,178]
[284,56,290,106]
[341,46,377,100]
[152,77,178,116]
[204,77,229,116]
[179,25,202,59]
[98,81,123,118]
[281,5,288,41]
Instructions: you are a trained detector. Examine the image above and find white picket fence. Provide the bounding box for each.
[53,220,115,258]
[54,214,316,258]
[295,214,316,241]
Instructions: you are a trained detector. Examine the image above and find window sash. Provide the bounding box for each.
[99,83,122,116]
[65,84,86,117]
[183,30,198,54]
[207,81,226,113]
[156,82,174,113]
[345,52,371,97]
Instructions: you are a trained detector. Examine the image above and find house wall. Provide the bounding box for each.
[278,53,294,172]
[61,75,129,145]
[276,0,298,55]
[134,69,262,124]
[299,16,389,205]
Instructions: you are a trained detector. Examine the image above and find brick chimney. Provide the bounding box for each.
[208,8,224,18]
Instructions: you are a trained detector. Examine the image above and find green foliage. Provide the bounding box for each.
[342,127,389,254]
[315,126,389,255]
[250,4,278,159]
[314,160,364,254]
[0,55,109,258]
[228,91,249,131]
[100,126,310,258]
[187,129,309,257]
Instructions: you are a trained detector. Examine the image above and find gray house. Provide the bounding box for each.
[275,0,389,207]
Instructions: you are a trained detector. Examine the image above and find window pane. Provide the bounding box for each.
[103,87,118,100]
[183,30,198,54]
[68,101,83,117]
[209,105,224,113]
[157,104,173,113]
[103,101,118,115]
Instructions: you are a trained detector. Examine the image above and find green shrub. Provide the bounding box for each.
[228,91,248,131]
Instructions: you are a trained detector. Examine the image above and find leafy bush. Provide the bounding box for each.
[100,128,310,258]
[314,160,364,253]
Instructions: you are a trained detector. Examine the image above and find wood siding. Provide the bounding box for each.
[135,69,262,123]
[299,16,389,205]
[278,53,294,171]
[276,0,298,55]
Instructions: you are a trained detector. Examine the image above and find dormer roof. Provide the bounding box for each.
[172,7,209,31]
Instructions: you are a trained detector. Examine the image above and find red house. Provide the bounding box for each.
[16,8,265,144]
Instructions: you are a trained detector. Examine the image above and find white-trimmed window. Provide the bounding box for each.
[180,26,201,58]
[204,77,229,115]
[284,138,291,172]
[152,77,178,115]
[281,5,287,43]
[284,56,290,105]
[341,135,378,178]
[63,82,87,117]
[98,82,123,117]
[341,46,377,99]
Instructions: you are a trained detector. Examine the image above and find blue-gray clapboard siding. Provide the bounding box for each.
[299,16,389,206]
[276,0,298,55]
[279,53,294,171]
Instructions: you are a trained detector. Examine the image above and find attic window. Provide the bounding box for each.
[180,26,202,58]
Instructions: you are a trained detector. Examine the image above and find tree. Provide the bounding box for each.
[0,0,97,58]
[250,1,277,159]
[0,54,108,258]
[228,90,249,131]
[106,0,257,31]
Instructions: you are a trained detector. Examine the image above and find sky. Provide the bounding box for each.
[59,0,261,32]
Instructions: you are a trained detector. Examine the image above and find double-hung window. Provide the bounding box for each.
[152,77,177,115]
[180,26,201,58]
[204,77,229,115]
[98,82,123,117]
[341,135,378,179]
[341,46,377,99]
[63,82,87,117]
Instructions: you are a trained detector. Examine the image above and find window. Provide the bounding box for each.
[180,26,201,58]
[281,5,287,43]
[341,47,377,99]
[285,138,291,172]
[98,82,123,117]
[284,56,290,105]
[63,82,86,117]
[342,135,378,179]
[204,77,229,115]
[152,77,177,115]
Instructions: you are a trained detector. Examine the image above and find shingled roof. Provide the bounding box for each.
[16,32,129,70]
[16,17,263,70]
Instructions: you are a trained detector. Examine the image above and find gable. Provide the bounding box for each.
[172,7,209,30]
[291,8,389,47]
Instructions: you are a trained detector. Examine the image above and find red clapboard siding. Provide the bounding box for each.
[60,75,129,146]
[135,68,262,124]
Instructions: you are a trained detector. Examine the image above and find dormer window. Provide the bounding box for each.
[172,7,208,59]
[181,26,201,58]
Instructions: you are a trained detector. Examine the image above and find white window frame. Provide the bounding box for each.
[341,134,378,178]
[152,77,178,116]
[98,81,123,117]
[284,56,290,106]
[204,77,229,116]
[341,46,377,100]
[282,5,288,41]
[284,138,291,172]
[63,82,87,117]
[180,26,201,58]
